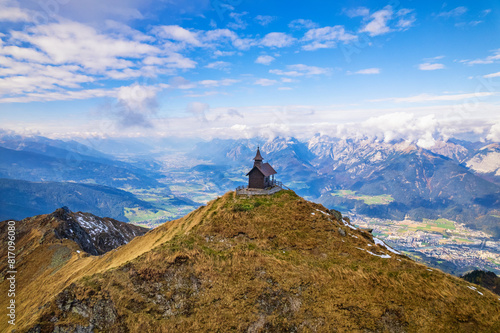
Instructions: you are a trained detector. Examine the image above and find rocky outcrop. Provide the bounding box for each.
[51,206,148,255]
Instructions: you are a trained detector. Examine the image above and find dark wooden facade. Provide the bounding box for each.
[246,147,277,189]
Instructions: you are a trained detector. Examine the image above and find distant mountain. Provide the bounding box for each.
[0,146,163,189]
[73,136,203,156]
[0,178,159,221]
[427,139,475,163]
[311,138,500,237]
[189,138,256,164]
[466,143,500,184]
[0,133,111,160]
[3,191,499,332]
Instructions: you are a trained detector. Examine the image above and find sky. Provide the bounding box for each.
[0,0,499,146]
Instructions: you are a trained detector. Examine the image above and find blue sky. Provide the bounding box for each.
[0,0,499,146]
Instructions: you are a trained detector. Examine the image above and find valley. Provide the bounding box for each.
[352,214,500,276]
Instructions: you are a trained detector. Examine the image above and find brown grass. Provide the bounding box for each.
[2,191,500,332]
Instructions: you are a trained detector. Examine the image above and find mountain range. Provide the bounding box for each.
[1,133,499,239]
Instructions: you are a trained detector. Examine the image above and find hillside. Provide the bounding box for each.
[461,270,500,296]
[317,146,500,236]
[0,146,161,189]
[2,191,500,332]
[0,178,159,222]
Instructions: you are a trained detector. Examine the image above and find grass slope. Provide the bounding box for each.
[2,191,500,332]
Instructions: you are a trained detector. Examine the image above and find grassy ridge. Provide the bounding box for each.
[21,191,500,332]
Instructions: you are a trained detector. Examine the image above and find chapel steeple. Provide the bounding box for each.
[253,146,263,167]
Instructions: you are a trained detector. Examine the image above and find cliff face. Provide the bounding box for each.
[50,207,148,255]
[3,191,500,332]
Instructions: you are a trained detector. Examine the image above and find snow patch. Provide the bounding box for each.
[468,285,483,296]
[373,237,401,254]
[76,214,110,237]
[342,219,357,230]
[315,208,330,216]
[366,251,391,259]
[356,247,391,259]
[466,151,500,174]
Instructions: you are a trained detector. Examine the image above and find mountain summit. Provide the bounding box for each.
[2,191,500,332]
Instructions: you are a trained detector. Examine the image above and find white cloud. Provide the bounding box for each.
[153,25,201,46]
[419,63,445,71]
[199,79,239,87]
[288,19,318,30]
[424,55,445,61]
[184,91,219,98]
[270,64,330,77]
[255,15,275,26]
[482,9,492,17]
[437,6,468,18]
[0,61,95,96]
[396,9,416,30]
[254,78,277,86]
[115,83,159,128]
[360,6,393,36]
[362,112,438,148]
[169,76,196,89]
[0,17,214,102]
[359,6,415,36]
[484,71,500,78]
[142,53,196,69]
[205,61,231,70]
[261,32,296,48]
[105,20,155,42]
[372,92,497,103]
[302,26,357,51]
[353,68,381,75]
[227,12,248,30]
[461,49,500,65]
[186,101,209,122]
[213,50,235,57]
[487,121,500,141]
[203,28,255,50]
[14,21,159,72]
[344,7,370,18]
[0,45,51,63]
[0,88,115,103]
[255,55,275,65]
[0,1,31,22]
